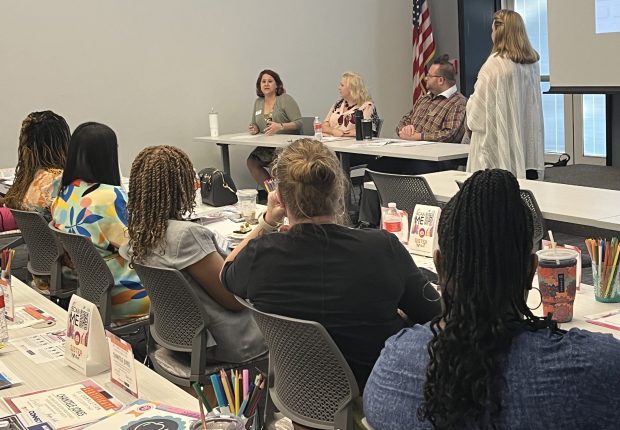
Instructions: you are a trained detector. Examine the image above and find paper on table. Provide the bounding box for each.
[386,140,435,147]
[0,362,22,389]
[228,134,263,140]
[7,305,55,330]
[321,136,350,142]
[585,309,620,331]
[11,330,66,363]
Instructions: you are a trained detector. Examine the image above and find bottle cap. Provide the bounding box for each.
[388,202,396,208]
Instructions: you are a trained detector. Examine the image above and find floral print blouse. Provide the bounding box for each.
[324,99,380,136]
[51,180,149,322]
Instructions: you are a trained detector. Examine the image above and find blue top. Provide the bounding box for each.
[363,324,620,430]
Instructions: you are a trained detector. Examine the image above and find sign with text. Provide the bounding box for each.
[64,296,109,376]
[0,276,15,321]
[106,330,138,398]
[409,205,441,257]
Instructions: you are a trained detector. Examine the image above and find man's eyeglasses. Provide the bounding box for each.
[425,74,443,79]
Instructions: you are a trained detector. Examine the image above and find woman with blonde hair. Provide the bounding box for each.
[123,145,265,363]
[322,71,380,137]
[466,9,544,180]
[222,138,440,393]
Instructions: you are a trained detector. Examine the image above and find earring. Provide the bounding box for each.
[527,286,543,310]
[423,281,441,302]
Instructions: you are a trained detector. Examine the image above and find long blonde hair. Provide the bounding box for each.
[274,138,347,223]
[491,9,539,64]
[341,71,371,106]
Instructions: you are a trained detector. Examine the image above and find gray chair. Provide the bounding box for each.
[49,224,148,336]
[520,189,545,248]
[10,209,76,301]
[133,263,267,387]
[236,297,359,430]
[299,116,316,136]
[367,170,440,224]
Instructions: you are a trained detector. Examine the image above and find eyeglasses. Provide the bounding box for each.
[425,75,443,79]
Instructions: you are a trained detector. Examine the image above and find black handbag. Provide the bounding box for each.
[198,168,238,207]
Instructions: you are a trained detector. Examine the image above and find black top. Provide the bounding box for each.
[222,223,440,389]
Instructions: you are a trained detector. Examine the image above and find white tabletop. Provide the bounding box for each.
[195,133,470,162]
[408,253,620,338]
[0,277,198,414]
[404,170,620,231]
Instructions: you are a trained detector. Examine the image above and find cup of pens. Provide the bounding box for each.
[586,238,620,303]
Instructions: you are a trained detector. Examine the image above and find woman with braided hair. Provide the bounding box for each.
[123,145,265,363]
[364,169,620,429]
[52,122,149,323]
[1,110,70,231]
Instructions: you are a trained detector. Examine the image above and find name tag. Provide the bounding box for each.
[255,110,262,116]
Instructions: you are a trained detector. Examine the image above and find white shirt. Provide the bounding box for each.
[436,85,458,99]
[466,55,544,178]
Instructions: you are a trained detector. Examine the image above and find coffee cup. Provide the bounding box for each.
[536,248,578,322]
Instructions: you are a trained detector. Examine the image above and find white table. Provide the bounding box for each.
[365,170,620,231]
[0,277,198,414]
[194,134,469,176]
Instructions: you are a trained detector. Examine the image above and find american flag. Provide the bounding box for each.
[412,0,436,104]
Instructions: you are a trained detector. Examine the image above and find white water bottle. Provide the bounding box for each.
[383,202,403,237]
[209,108,219,137]
[313,116,323,141]
[0,288,8,343]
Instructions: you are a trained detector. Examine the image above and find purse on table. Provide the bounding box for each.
[198,168,238,207]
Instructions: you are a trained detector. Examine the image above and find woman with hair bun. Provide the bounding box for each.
[222,138,440,393]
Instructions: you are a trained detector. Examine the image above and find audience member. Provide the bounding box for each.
[364,169,620,429]
[247,69,302,187]
[123,145,266,363]
[222,138,440,391]
[466,10,544,179]
[51,122,149,323]
[2,111,70,230]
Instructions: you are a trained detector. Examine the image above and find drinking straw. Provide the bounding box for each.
[548,230,560,264]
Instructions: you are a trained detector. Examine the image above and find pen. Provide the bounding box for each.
[234,370,240,416]
[210,373,229,413]
[192,381,213,413]
[220,369,235,415]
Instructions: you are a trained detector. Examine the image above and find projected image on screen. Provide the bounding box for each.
[596,0,620,33]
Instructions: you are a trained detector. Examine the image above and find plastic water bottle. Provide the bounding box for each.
[0,288,8,343]
[313,116,323,141]
[383,202,403,236]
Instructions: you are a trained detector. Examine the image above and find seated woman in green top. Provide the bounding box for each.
[247,69,302,187]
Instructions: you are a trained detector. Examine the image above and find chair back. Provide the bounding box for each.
[299,116,316,136]
[50,225,115,326]
[367,170,439,224]
[10,209,63,292]
[520,189,545,248]
[237,298,358,430]
[133,264,206,352]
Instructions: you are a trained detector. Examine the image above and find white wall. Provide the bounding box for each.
[0,0,413,188]
[428,0,460,83]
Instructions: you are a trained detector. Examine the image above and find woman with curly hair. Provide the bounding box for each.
[1,110,70,231]
[363,169,620,429]
[123,145,265,363]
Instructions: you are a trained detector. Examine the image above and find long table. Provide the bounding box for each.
[0,277,198,415]
[365,170,620,231]
[194,133,469,176]
[194,204,620,340]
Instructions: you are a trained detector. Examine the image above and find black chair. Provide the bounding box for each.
[236,297,360,430]
[367,170,440,224]
[133,263,267,387]
[49,224,148,336]
[10,209,76,302]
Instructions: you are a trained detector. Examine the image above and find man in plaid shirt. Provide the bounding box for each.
[396,55,466,142]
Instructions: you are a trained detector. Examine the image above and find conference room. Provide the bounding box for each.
[1,0,620,429]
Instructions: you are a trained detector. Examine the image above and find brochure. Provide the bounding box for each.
[3,380,123,430]
[84,399,200,429]
[11,330,65,364]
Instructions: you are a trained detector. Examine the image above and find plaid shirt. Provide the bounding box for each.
[396,90,467,142]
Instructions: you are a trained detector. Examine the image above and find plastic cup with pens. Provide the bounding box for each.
[586,237,620,303]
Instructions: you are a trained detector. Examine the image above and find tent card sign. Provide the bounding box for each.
[65,295,110,376]
[106,331,138,398]
[409,205,441,257]
[0,276,14,321]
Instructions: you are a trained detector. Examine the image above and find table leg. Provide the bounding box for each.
[217,143,231,175]
[337,152,353,213]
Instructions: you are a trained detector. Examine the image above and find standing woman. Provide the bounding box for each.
[246,69,302,187]
[322,71,379,138]
[52,122,149,323]
[466,10,544,179]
